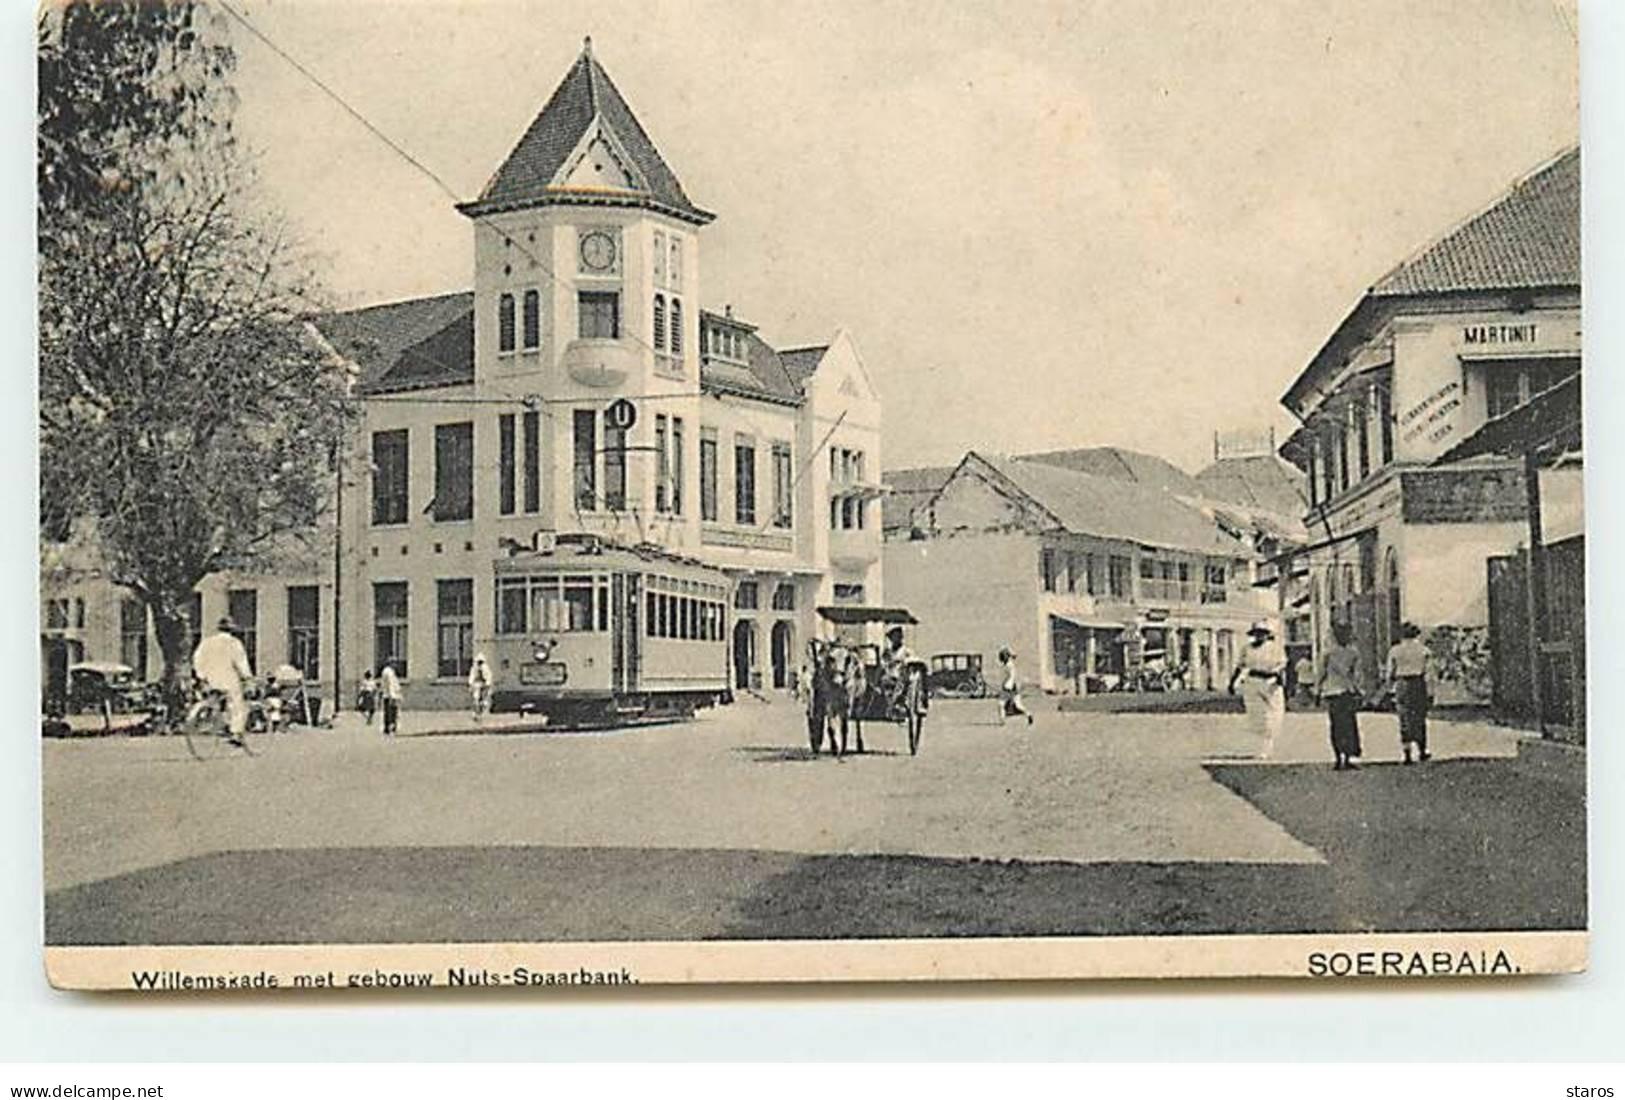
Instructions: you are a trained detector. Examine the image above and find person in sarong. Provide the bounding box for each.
[1316,621,1364,770]
[1386,622,1433,764]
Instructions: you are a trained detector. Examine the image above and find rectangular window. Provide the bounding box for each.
[771,442,793,528]
[1378,384,1394,465]
[287,585,320,680]
[119,598,148,679]
[1485,369,1525,420]
[574,409,597,512]
[1109,555,1132,600]
[1204,563,1229,604]
[1040,548,1059,593]
[45,598,67,630]
[1307,450,1320,508]
[578,291,619,339]
[374,582,408,678]
[655,415,670,513]
[832,582,865,603]
[734,437,757,525]
[671,418,685,516]
[772,583,796,611]
[1336,426,1350,493]
[670,239,682,286]
[734,581,759,610]
[437,579,474,678]
[371,429,409,526]
[498,413,516,516]
[498,292,515,353]
[433,422,474,522]
[522,411,540,514]
[522,288,540,350]
[227,588,258,674]
[604,422,627,511]
[700,429,719,521]
[1356,403,1371,480]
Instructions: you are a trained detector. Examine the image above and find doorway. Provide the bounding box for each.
[732,619,758,690]
[770,620,795,690]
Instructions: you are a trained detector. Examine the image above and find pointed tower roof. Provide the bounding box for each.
[457,38,713,224]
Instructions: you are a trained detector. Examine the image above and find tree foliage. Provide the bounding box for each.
[39,0,353,683]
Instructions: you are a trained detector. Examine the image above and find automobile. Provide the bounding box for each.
[66,661,151,715]
[926,652,988,698]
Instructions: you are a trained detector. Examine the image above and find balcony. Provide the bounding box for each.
[562,337,639,388]
[828,527,879,568]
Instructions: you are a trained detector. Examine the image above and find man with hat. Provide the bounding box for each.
[1228,618,1286,759]
[191,615,255,745]
[879,624,921,712]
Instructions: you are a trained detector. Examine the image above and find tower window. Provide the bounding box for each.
[653,294,666,351]
[498,293,515,354]
[521,289,540,350]
[670,299,683,355]
[578,291,619,339]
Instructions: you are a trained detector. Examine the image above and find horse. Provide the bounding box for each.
[806,640,865,757]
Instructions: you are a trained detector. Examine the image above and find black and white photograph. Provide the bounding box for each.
[35,0,1586,988]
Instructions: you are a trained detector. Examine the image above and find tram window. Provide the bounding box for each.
[680,597,691,640]
[597,582,609,631]
[497,580,528,635]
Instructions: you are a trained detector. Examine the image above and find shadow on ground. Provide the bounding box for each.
[45,758,1584,946]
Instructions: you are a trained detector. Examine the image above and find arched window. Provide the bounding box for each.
[652,294,666,351]
[670,299,683,355]
[497,293,515,354]
[521,289,539,350]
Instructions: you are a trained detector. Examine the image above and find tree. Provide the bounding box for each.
[39,1,353,693]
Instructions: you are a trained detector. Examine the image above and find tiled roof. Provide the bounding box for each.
[460,42,711,224]
[975,454,1245,556]
[1371,147,1579,297]
[1194,455,1308,518]
[778,345,829,386]
[313,292,475,394]
[1019,446,1204,499]
[699,332,804,406]
[881,466,955,532]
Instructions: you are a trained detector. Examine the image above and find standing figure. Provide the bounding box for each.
[1386,622,1433,764]
[379,664,402,738]
[468,653,492,721]
[997,647,1032,726]
[1293,652,1317,705]
[357,670,378,726]
[1228,620,1285,759]
[1317,621,1364,770]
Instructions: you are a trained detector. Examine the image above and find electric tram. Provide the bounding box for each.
[487,533,732,725]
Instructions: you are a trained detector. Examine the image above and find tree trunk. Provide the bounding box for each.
[152,599,192,722]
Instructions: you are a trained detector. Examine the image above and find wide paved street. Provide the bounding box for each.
[43,697,1583,944]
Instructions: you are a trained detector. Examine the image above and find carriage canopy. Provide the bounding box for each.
[814,606,918,626]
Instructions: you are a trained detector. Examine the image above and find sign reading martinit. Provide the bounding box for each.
[1462,322,1539,346]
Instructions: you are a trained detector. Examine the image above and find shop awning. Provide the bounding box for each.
[815,605,918,625]
[1048,612,1128,633]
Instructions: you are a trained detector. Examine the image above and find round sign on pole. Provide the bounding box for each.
[605,398,637,431]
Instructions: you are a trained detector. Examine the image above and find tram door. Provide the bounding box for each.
[612,573,642,694]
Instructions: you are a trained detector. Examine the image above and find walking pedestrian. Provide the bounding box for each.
[468,653,492,721]
[997,647,1032,725]
[1386,622,1433,764]
[379,664,402,738]
[1228,620,1285,759]
[1317,621,1364,770]
[357,669,378,726]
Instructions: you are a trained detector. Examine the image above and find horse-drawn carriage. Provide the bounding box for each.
[805,606,930,757]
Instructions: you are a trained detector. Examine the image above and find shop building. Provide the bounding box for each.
[1276,147,1579,705]
[883,452,1269,694]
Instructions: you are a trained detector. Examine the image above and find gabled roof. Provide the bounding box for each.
[963,454,1246,556]
[458,39,712,224]
[1371,147,1579,298]
[1019,446,1203,499]
[1194,455,1308,518]
[313,292,475,394]
[881,465,955,532]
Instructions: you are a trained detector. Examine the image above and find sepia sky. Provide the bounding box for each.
[227,0,1579,473]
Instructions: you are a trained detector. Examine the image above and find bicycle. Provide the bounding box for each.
[181,688,258,760]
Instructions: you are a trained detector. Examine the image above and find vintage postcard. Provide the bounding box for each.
[37,0,1585,990]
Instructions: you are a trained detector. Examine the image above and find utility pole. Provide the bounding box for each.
[332,436,343,721]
